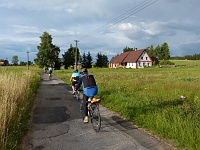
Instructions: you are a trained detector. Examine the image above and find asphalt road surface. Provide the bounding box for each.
[22,72,174,150]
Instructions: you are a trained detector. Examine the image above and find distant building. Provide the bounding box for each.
[109,49,153,69]
[0,62,4,66]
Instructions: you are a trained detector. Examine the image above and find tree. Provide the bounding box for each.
[96,52,108,68]
[161,42,170,60]
[81,52,87,68]
[122,46,134,52]
[12,55,19,66]
[155,45,161,60]
[35,32,60,69]
[86,52,93,68]
[146,45,157,57]
[62,44,80,69]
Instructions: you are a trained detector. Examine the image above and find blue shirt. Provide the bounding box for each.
[75,73,98,97]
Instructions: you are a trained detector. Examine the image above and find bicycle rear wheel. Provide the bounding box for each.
[90,103,101,132]
[80,100,85,120]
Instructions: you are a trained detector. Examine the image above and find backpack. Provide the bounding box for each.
[82,74,98,97]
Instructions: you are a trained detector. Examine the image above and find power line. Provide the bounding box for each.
[78,0,158,40]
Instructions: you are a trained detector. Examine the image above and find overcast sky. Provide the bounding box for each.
[0,0,200,62]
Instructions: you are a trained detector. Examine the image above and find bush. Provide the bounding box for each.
[159,60,175,65]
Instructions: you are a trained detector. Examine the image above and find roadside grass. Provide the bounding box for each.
[54,61,200,150]
[0,66,41,150]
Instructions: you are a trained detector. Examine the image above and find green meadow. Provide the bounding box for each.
[54,60,200,150]
[0,60,200,150]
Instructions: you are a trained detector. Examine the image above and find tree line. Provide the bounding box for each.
[170,54,200,60]
[0,56,32,66]
[1,32,200,67]
[34,32,108,70]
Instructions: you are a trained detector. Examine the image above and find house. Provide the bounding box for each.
[0,62,4,66]
[109,49,153,69]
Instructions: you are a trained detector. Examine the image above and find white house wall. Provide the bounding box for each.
[126,51,152,68]
[137,52,152,68]
[126,62,137,68]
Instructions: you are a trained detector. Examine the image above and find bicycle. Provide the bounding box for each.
[74,90,80,101]
[49,73,52,80]
[80,96,101,132]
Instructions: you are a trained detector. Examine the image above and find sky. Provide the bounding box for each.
[0,0,200,63]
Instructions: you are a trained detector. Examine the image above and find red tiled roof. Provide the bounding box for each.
[110,52,129,63]
[123,49,145,63]
[110,49,145,63]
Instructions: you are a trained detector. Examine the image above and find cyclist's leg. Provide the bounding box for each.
[83,94,89,116]
[72,82,75,94]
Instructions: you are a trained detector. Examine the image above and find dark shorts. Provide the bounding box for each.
[72,81,78,86]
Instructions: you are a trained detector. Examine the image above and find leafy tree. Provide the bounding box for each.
[19,61,26,66]
[12,55,19,66]
[146,45,158,57]
[123,46,134,52]
[35,32,60,69]
[62,44,80,69]
[96,52,108,68]
[161,42,170,60]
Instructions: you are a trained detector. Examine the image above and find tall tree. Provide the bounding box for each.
[146,45,157,57]
[62,44,80,69]
[81,52,87,68]
[86,52,93,68]
[12,55,18,66]
[35,32,60,69]
[161,42,170,60]
[96,52,108,68]
[155,45,162,60]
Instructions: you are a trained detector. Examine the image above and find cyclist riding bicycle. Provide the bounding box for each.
[75,68,98,123]
[70,69,80,95]
[49,67,53,77]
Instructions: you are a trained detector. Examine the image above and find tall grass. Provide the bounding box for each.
[54,61,200,150]
[0,67,40,150]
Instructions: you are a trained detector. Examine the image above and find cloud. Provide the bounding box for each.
[0,0,200,62]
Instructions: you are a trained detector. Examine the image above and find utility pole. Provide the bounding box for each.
[27,51,29,70]
[74,40,79,70]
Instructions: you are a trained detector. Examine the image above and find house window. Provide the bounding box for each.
[146,57,148,60]
[141,57,143,60]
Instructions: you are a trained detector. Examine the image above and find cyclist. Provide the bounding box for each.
[49,66,53,77]
[75,68,98,123]
[70,69,80,95]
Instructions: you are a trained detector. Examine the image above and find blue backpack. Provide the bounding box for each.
[82,74,98,97]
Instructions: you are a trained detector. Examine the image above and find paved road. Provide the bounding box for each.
[22,72,174,150]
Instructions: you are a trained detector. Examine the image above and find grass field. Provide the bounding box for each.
[1,60,200,150]
[0,66,41,150]
[54,60,200,150]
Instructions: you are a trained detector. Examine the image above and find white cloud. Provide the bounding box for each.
[0,0,200,62]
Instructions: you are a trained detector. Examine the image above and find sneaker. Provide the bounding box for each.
[72,91,75,95]
[83,116,89,123]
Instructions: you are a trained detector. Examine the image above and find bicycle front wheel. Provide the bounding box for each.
[90,103,101,132]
